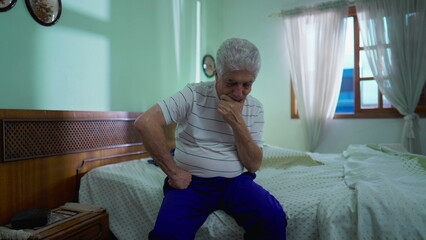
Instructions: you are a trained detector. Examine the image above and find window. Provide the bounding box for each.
[291,6,426,118]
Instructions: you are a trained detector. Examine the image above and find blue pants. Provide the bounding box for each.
[149,172,287,240]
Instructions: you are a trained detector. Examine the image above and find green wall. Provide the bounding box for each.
[0,0,207,112]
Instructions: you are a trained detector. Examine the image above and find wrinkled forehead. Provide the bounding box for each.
[220,69,256,83]
[221,67,257,78]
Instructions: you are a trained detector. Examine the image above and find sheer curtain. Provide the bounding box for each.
[356,0,426,153]
[283,7,347,151]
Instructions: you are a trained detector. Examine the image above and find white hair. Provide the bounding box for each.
[215,38,261,78]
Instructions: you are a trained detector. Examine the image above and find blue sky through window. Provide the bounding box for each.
[336,17,355,114]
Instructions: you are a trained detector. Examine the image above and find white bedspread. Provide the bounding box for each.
[342,145,426,239]
[78,145,426,240]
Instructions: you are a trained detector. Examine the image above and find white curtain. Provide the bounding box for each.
[283,7,347,151]
[356,0,426,153]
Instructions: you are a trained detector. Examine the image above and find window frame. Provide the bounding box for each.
[291,6,426,119]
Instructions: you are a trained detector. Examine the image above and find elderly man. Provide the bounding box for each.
[135,38,287,240]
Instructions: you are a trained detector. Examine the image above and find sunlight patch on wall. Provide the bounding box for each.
[62,0,111,21]
[34,26,111,111]
[172,0,182,79]
[195,0,201,83]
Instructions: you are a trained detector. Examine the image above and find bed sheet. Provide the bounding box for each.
[79,150,352,240]
[341,144,426,239]
[79,144,426,239]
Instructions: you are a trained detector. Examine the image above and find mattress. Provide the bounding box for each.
[79,144,426,240]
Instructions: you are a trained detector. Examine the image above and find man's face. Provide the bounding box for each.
[215,69,256,102]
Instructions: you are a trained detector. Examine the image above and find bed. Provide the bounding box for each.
[1,109,425,240]
[79,143,426,239]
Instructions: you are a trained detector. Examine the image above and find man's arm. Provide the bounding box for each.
[134,104,192,189]
[217,95,263,173]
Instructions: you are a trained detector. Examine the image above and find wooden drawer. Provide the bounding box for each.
[43,211,109,240]
[62,220,105,240]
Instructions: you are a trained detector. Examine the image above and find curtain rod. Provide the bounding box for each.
[269,0,355,18]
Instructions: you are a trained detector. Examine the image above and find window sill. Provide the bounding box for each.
[291,111,425,119]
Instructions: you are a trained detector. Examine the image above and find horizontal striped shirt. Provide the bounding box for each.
[158,81,264,178]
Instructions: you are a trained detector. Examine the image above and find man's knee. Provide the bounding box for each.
[265,203,287,228]
[248,203,287,239]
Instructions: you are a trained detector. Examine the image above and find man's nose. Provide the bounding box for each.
[233,85,244,98]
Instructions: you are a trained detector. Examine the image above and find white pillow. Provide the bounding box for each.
[261,144,324,169]
[378,143,408,153]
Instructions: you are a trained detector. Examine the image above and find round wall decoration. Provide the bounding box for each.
[25,0,62,26]
[202,55,216,78]
[0,0,17,12]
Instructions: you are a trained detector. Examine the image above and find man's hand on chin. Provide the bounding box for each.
[217,95,245,126]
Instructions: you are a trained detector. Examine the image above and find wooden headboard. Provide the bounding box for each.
[0,109,175,225]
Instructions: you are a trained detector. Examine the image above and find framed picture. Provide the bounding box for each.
[202,55,216,78]
[0,0,17,12]
[25,0,62,26]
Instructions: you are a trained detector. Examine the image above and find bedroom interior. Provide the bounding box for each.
[0,0,425,239]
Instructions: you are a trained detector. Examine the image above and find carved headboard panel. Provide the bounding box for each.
[0,109,174,225]
[2,119,141,162]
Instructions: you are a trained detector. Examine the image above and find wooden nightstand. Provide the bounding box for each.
[6,203,109,240]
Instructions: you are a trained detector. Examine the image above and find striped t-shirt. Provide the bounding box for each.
[158,81,264,178]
